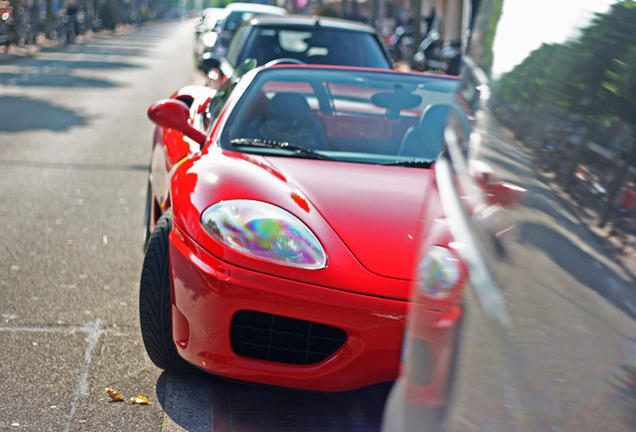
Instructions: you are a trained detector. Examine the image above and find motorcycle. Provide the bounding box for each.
[410,28,462,76]
[0,1,13,50]
[386,24,415,63]
[610,205,635,253]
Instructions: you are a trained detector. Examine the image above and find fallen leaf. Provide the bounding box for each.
[105,388,124,402]
[130,395,149,405]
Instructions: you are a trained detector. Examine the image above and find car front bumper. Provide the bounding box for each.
[168,222,408,392]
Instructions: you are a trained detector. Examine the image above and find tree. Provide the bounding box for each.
[597,5,636,226]
[468,0,503,77]
[491,1,636,227]
[565,1,636,226]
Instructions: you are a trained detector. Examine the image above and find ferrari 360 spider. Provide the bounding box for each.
[140,62,470,394]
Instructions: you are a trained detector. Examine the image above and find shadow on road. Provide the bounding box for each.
[156,370,391,432]
[519,221,635,320]
[0,95,92,132]
[483,153,534,179]
[51,59,144,70]
[0,71,121,88]
[0,158,148,171]
[70,47,150,57]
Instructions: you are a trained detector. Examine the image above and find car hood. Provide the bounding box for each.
[269,158,436,280]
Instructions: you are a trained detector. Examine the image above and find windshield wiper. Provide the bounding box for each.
[230,138,335,161]
[381,159,433,167]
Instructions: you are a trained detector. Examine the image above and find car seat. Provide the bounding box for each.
[398,103,451,159]
[260,92,329,150]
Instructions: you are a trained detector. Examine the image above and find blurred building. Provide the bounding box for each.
[278,0,475,43]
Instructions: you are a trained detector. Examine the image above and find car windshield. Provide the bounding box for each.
[236,26,391,69]
[219,10,285,46]
[220,67,460,165]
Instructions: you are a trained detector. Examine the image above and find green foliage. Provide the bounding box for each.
[601,33,636,125]
[471,0,504,77]
[492,0,636,127]
[490,1,636,226]
[200,0,227,9]
[493,43,572,112]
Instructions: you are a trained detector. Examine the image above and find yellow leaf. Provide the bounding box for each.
[105,388,124,402]
[130,395,149,405]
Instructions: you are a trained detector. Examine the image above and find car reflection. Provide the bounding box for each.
[383,0,636,431]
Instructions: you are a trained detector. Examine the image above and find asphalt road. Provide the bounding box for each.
[1,18,635,432]
[0,19,201,431]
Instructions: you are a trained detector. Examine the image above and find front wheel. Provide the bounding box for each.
[143,175,152,250]
[139,211,191,372]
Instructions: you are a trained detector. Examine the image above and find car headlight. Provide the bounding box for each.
[417,246,462,299]
[200,200,327,269]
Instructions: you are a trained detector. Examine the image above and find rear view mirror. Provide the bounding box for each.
[147,99,206,146]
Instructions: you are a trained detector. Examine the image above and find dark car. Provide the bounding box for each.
[193,7,227,65]
[200,15,393,88]
[203,2,287,64]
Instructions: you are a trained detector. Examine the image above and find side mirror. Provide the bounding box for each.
[235,57,257,77]
[147,99,207,146]
[200,52,222,74]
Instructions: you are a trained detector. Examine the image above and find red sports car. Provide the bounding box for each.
[140,63,466,393]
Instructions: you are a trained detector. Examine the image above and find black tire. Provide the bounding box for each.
[143,175,152,251]
[139,211,191,372]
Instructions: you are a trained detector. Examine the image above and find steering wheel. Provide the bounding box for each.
[264,58,306,67]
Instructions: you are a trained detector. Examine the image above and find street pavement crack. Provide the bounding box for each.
[65,319,106,432]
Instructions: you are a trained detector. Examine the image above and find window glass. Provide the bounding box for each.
[204,77,239,129]
[226,24,250,67]
[278,31,311,52]
[225,11,254,32]
[239,27,391,69]
[221,69,458,163]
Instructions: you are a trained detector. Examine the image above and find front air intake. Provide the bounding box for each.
[230,310,347,365]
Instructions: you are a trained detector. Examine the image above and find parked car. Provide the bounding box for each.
[193,7,227,65]
[199,15,393,88]
[195,7,226,35]
[205,2,287,62]
[140,63,467,392]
